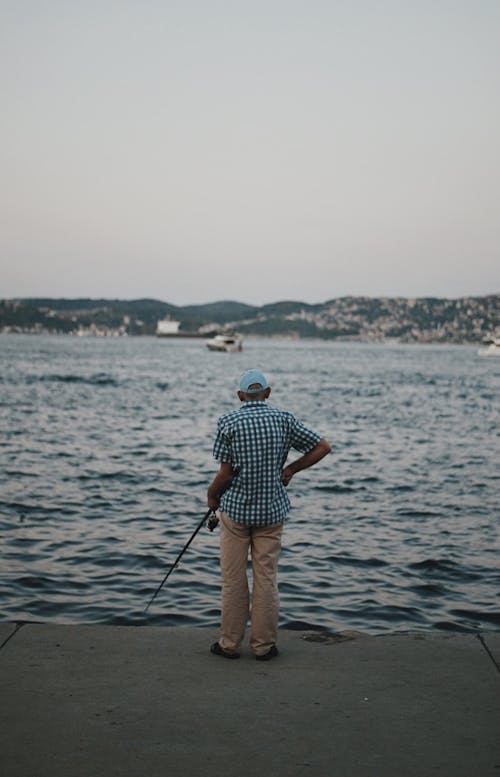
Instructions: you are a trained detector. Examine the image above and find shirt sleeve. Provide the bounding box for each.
[289,416,322,453]
[213,420,232,463]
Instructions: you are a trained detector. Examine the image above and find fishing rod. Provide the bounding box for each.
[144,508,218,612]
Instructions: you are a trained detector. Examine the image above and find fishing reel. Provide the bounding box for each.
[207,510,220,532]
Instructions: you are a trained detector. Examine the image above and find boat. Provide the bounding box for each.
[478,337,500,357]
[206,333,243,352]
[156,317,181,336]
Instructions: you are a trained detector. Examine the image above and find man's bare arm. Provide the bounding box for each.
[207,462,237,510]
[281,439,331,486]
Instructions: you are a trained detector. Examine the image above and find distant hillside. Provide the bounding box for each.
[0,295,498,343]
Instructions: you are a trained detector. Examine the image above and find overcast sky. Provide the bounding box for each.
[1,1,499,305]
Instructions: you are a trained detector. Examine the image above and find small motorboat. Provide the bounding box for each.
[206,333,243,352]
[478,337,500,357]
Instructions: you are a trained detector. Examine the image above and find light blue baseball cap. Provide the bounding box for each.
[239,369,269,394]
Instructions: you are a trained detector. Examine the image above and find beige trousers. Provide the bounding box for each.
[219,512,283,656]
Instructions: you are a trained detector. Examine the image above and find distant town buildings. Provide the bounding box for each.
[0,295,498,344]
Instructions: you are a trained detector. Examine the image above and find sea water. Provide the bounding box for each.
[1,334,499,634]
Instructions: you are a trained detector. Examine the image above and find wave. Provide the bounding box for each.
[325,555,389,568]
[22,373,120,386]
[408,559,482,582]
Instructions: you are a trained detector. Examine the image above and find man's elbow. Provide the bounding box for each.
[318,439,332,457]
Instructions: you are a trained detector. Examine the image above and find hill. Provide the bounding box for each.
[0,295,498,343]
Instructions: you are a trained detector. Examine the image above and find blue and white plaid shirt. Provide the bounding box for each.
[213,400,322,525]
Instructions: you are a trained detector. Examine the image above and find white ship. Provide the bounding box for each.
[478,337,500,357]
[206,333,243,352]
[156,317,181,337]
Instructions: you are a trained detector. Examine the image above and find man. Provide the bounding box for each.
[207,369,331,661]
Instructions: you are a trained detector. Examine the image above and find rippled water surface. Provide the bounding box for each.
[1,334,499,634]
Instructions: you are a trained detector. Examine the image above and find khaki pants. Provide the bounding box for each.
[219,512,283,656]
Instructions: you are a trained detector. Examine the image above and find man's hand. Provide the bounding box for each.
[207,493,220,510]
[281,466,294,486]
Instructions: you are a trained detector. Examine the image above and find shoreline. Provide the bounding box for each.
[0,330,487,346]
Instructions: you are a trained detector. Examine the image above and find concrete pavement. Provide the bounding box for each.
[1,623,499,777]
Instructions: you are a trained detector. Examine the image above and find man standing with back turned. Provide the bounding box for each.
[207,369,331,661]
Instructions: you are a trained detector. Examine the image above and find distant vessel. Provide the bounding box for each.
[156,317,181,337]
[478,337,500,357]
[206,333,243,352]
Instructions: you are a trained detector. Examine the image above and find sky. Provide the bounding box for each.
[1,0,499,306]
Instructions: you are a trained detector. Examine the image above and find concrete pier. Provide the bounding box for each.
[1,623,499,776]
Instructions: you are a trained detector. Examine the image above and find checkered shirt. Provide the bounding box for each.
[212,400,322,526]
